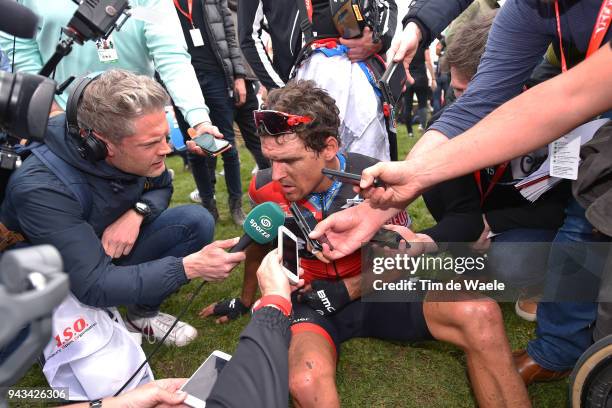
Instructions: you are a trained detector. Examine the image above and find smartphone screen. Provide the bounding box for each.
[388,64,407,99]
[181,352,230,407]
[282,231,299,277]
[193,134,231,155]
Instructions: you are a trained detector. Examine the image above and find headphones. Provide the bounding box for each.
[65,72,108,162]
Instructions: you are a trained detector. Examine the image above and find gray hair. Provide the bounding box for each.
[77,69,169,142]
[445,11,497,80]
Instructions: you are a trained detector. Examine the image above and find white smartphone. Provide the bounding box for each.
[278,225,300,285]
[180,350,232,408]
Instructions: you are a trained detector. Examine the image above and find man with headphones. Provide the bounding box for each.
[0,69,246,347]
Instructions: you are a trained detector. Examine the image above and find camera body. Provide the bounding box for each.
[65,0,130,44]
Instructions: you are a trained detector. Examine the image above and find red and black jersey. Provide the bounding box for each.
[249,152,410,284]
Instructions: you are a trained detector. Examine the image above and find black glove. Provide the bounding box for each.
[213,298,250,320]
[299,280,351,316]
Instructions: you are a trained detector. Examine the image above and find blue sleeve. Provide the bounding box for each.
[7,176,187,308]
[140,170,173,222]
[429,0,555,138]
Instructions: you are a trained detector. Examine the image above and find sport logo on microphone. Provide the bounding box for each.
[249,215,272,239]
[259,215,272,230]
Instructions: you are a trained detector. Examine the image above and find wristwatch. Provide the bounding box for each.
[89,399,103,408]
[133,201,151,217]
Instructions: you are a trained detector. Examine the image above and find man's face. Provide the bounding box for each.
[450,66,470,98]
[261,134,337,202]
[103,110,171,177]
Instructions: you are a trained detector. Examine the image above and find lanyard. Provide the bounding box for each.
[307,154,346,213]
[174,0,195,27]
[555,0,612,72]
[473,161,509,207]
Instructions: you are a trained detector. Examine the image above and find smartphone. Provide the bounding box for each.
[322,168,384,188]
[180,350,232,408]
[289,203,323,252]
[278,226,300,285]
[379,61,407,106]
[193,133,232,156]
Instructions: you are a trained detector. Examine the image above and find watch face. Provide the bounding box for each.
[135,202,150,215]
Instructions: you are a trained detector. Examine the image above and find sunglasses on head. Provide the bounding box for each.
[253,110,313,136]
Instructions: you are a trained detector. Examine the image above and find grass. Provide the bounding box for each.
[13,125,569,407]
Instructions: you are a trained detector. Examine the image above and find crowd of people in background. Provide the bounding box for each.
[0,0,611,407]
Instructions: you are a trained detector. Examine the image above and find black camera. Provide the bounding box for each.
[0,71,56,143]
[63,0,131,45]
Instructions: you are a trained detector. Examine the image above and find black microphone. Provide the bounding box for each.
[229,202,286,253]
[0,0,39,38]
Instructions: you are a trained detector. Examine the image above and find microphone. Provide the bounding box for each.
[0,0,39,38]
[230,202,286,253]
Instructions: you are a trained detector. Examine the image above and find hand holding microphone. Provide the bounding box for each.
[182,202,286,282]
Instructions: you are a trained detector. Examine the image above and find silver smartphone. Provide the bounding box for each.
[180,350,232,408]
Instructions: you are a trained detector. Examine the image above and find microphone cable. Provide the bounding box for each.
[114,279,207,396]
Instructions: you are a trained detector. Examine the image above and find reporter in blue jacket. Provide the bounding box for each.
[1,70,246,347]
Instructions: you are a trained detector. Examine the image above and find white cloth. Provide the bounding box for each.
[295,53,389,161]
[43,293,153,401]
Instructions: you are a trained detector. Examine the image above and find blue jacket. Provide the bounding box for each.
[1,115,187,307]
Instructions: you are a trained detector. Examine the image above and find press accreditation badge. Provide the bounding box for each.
[549,129,581,180]
[190,28,204,47]
[95,35,118,63]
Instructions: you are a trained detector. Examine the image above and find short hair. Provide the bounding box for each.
[445,11,496,80]
[77,69,169,143]
[264,80,341,152]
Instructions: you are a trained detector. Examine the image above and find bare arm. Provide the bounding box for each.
[410,43,612,190]
[241,242,272,306]
[360,43,612,210]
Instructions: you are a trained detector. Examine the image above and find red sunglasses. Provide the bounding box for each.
[253,110,313,136]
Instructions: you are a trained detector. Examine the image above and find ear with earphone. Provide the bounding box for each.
[65,72,109,162]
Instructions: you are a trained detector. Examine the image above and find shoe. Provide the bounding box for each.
[251,165,259,175]
[229,197,246,226]
[127,312,197,347]
[167,168,175,180]
[512,349,571,386]
[515,296,538,322]
[189,189,201,203]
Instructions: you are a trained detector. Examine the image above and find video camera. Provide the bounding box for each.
[0,0,131,166]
